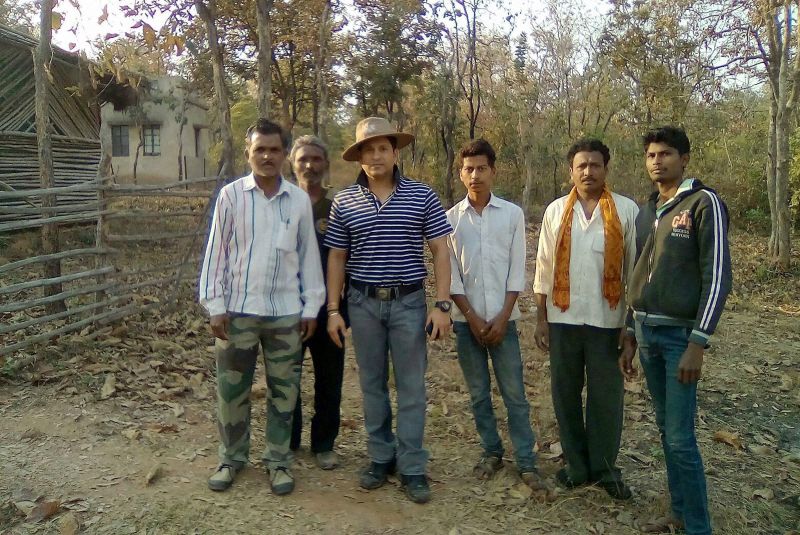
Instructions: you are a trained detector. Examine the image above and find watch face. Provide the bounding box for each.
[436,301,452,312]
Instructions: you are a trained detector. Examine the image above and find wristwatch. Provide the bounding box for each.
[434,300,452,313]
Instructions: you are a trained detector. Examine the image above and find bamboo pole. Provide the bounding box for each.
[100,176,218,192]
[0,304,132,358]
[104,190,215,199]
[0,280,118,313]
[0,293,133,335]
[0,210,107,232]
[0,266,114,296]
[106,209,200,220]
[0,247,116,276]
[106,230,207,242]
[0,181,98,199]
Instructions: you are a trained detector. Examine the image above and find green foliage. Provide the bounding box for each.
[208,95,259,176]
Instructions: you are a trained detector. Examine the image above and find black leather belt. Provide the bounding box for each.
[350,279,424,301]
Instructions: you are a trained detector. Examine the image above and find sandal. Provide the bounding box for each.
[473,454,503,480]
[638,516,685,533]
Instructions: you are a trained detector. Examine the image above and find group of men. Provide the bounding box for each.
[198,116,731,535]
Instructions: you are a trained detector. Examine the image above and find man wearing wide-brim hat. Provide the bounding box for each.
[324,117,453,504]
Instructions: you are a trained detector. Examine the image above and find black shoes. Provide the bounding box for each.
[598,479,633,500]
[401,474,431,504]
[359,459,397,489]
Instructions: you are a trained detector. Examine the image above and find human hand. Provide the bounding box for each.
[209,314,229,340]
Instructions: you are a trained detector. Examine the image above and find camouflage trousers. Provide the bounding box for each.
[215,313,302,470]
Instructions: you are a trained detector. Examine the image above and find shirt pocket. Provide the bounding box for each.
[591,233,605,254]
[276,219,299,251]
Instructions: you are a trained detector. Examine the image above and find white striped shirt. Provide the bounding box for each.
[325,169,452,285]
[198,174,325,318]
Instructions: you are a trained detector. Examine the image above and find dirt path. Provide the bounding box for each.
[1,306,798,535]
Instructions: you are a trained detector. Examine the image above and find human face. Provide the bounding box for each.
[246,132,286,180]
[645,141,689,186]
[293,145,328,188]
[358,137,397,180]
[460,155,496,198]
[570,151,607,199]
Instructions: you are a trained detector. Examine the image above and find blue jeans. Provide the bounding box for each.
[454,321,537,472]
[348,286,429,476]
[635,322,711,535]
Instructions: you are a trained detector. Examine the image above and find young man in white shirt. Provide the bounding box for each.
[447,139,547,492]
[199,119,325,496]
[533,138,638,500]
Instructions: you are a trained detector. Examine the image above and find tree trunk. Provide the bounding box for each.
[314,0,332,142]
[34,0,65,314]
[196,0,235,181]
[767,97,778,254]
[255,0,273,119]
[774,106,792,269]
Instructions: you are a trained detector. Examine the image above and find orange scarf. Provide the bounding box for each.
[552,186,624,312]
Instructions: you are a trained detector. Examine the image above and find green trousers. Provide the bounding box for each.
[549,323,625,483]
[215,313,302,470]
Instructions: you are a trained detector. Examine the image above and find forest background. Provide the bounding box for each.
[2,0,798,272]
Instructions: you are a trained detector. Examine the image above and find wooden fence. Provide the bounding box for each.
[0,175,220,364]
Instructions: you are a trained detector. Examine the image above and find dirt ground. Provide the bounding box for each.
[1,230,799,535]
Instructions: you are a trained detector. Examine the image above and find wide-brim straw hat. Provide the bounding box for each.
[341,117,415,161]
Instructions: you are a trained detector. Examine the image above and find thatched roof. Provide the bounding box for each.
[0,23,140,112]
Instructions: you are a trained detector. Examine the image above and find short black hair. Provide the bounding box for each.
[458,138,496,168]
[245,118,291,150]
[567,138,610,167]
[642,126,691,155]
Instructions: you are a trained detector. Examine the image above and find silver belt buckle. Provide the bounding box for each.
[376,287,392,300]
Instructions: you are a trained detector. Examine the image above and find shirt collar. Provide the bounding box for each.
[653,177,697,216]
[459,193,501,213]
[243,173,290,196]
[356,166,404,191]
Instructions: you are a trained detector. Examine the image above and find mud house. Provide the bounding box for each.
[101,76,211,184]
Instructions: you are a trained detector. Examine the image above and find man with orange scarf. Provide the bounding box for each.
[533,138,638,499]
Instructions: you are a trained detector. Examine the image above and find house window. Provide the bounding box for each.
[111,125,129,157]
[194,126,202,157]
[143,125,161,156]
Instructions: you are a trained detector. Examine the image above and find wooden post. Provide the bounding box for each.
[34,0,66,314]
[95,120,114,313]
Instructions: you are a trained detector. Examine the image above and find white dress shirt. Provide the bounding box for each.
[199,174,325,319]
[533,192,639,328]
[447,194,526,322]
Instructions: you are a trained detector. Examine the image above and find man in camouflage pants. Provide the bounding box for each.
[198,119,325,495]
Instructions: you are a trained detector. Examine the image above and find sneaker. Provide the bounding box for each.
[359,459,396,490]
[207,463,239,492]
[269,467,295,496]
[315,451,339,470]
[598,479,633,500]
[520,470,550,491]
[473,454,503,480]
[401,474,431,504]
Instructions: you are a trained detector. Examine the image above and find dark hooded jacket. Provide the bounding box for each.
[627,178,732,346]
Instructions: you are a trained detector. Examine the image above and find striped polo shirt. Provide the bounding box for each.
[325,168,452,286]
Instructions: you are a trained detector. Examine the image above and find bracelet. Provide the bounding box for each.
[328,310,341,317]
[326,303,340,311]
